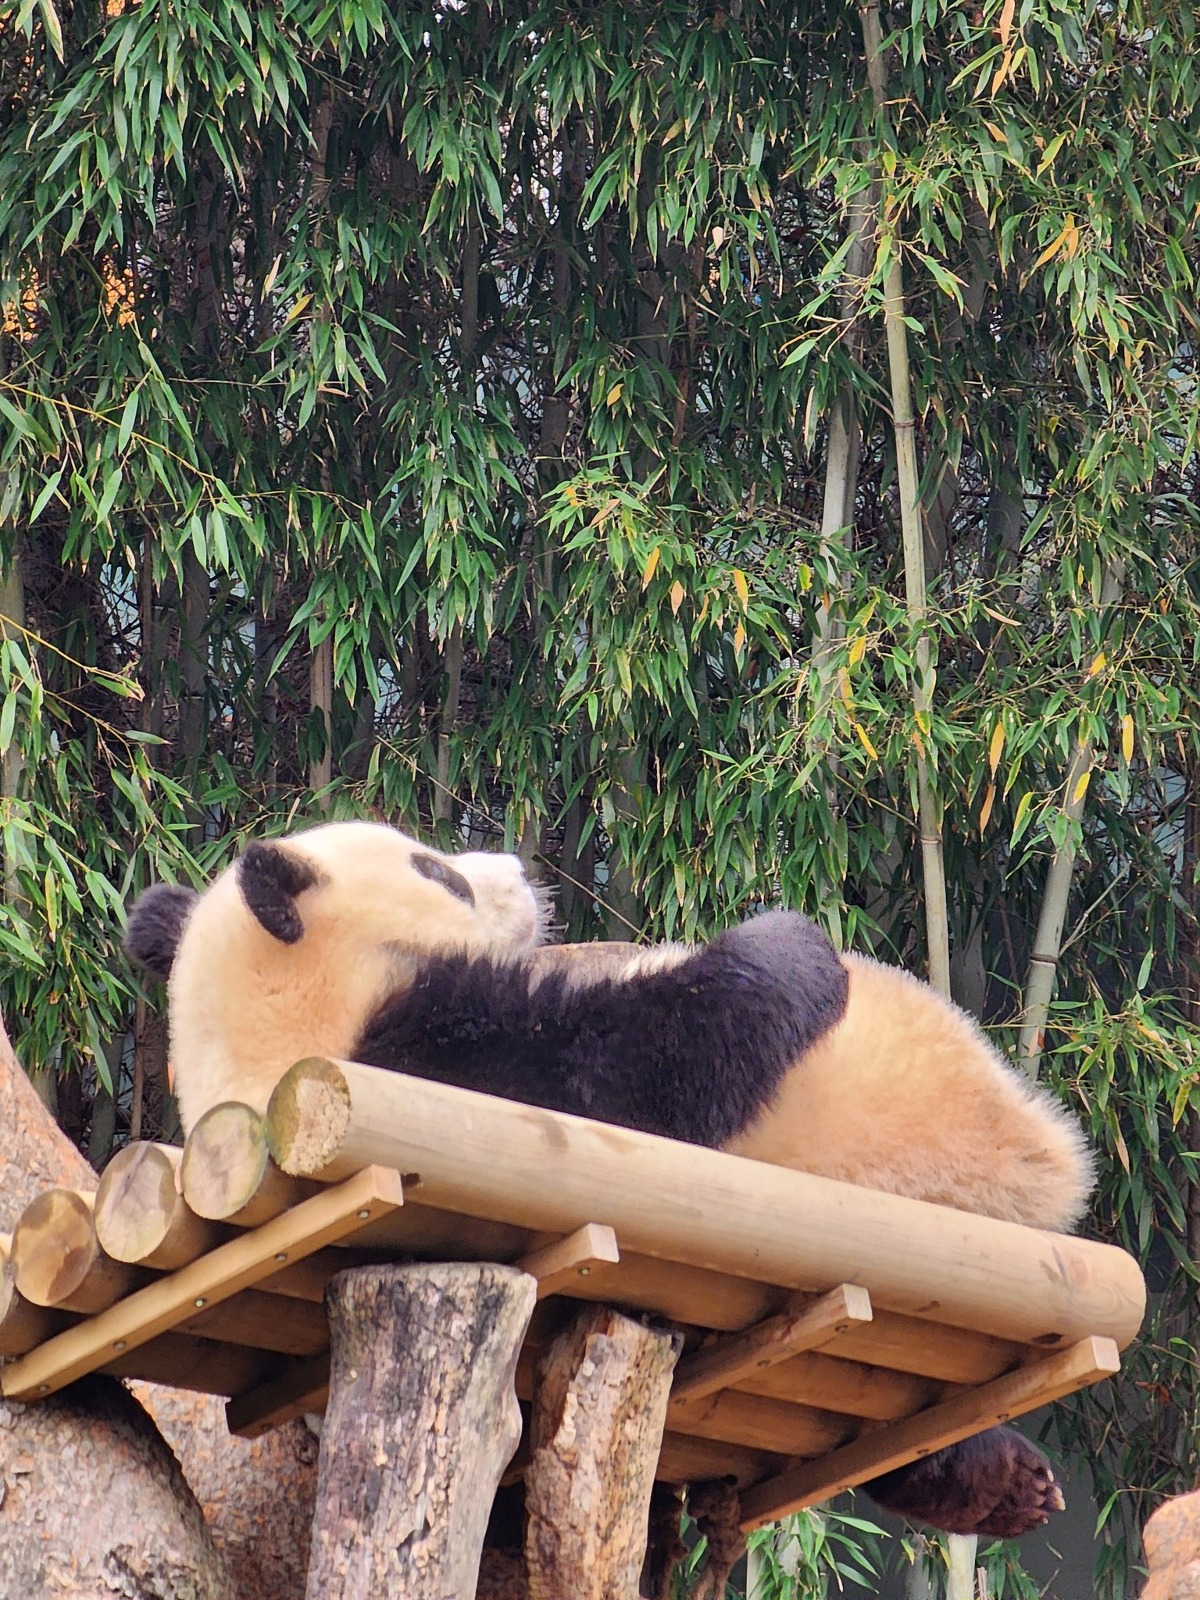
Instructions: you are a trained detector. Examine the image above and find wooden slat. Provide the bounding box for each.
[732,1350,940,1422]
[669,1390,854,1457]
[516,1223,620,1299]
[825,1310,1022,1384]
[739,1335,1122,1530]
[103,1332,275,1397]
[656,1430,782,1489]
[180,1287,329,1356]
[1,1166,404,1400]
[671,1284,871,1404]
[226,1352,333,1438]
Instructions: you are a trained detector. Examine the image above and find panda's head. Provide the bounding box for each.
[125,820,547,986]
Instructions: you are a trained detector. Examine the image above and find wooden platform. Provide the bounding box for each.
[0,1061,1145,1530]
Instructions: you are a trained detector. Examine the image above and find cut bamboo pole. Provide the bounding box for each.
[738,1334,1121,1529]
[183,1101,317,1224]
[95,1141,224,1269]
[263,1058,1145,1350]
[11,1188,145,1313]
[1,1165,403,1400]
[670,1284,871,1404]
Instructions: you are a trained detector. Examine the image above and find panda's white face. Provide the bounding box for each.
[165,821,545,1133]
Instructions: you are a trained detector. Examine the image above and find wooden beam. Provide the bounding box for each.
[95,1141,224,1269]
[738,1335,1122,1530]
[180,1287,329,1356]
[669,1390,854,1457]
[264,1057,1146,1351]
[227,1352,333,1438]
[825,1310,1022,1384]
[102,1331,275,1396]
[670,1284,871,1403]
[517,1222,620,1299]
[656,1431,781,1489]
[182,1101,316,1225]
[11,1188,145,1313]
[1,1165,403,1400]
[733,1349,939,1422]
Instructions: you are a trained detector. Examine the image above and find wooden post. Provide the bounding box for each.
[525,1305,682,1600]
[306,1262,536,1600]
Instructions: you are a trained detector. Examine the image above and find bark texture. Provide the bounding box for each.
[0,1008,319,1598]
[306,1261,536,1600]
[525,1305,682,1600]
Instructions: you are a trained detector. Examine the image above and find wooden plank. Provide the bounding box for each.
[732,1350,940,1422]
[826,1310,1022,1384]
[557,1251,779,1330]
[102,1331,275,1396]
[180,1287,329,1356]
[516,1223,620,1299]
[1,1165,404,1400]
[226,1351,333,1437]
[656,1430,782,1489]
[739,1335,1122,1530]
[670,1284,871,1403]
[669,1390,854,1457]
[264,1058,1146,1350]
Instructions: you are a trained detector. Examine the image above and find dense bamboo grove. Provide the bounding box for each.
[1,0,1198,1591]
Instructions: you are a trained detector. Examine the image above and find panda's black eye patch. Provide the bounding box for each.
[410,852,476,906]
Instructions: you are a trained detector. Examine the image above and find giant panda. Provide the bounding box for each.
[124,818,1090,1540]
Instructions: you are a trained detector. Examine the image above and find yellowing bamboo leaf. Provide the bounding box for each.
[732,567,749,611]
[988,719,1005,777]
[848,635,866,668]
[1087,650,1106,677]
[1031,218,1076,273]
[979,781,997,832]
[983,120,1007,143]
[990,47,1014,96]
[641,546,661,589]
[733,621,746,654]
[606,381,623,406]
[1112,1125,1130,1174]
[1072,767,1092,803]
[282,293,314,326]
[912,730,926,759]
[838,668,853,710]
[997,0,1015,46]
[854,722,878,760]
[669,580,685,615]
[1121,713,1134,763]
[1011,789,1032,839]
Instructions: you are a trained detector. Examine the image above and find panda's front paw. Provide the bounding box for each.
[863,1425,1064,1538]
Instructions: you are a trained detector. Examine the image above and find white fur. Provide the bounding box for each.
[168,821,542,1134]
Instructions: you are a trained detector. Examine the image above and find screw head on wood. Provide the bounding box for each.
[194,1297,207,1308]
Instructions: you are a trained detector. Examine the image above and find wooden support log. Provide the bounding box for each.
[670,1283,872,1403]
[11,1188,146,1313]
[2,1165,403,1401]
[738,1333,1122,1529]
[0,1231,71,1355]
[183,1101,316,1225]
[95,1141,225,1269]
[305,1262,536,1600]
[264,1057,1146,1351]
[525,1304,682,1600]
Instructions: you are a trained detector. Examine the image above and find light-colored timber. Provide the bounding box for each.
[670,1284,872,1404]
[1,1166,403,1400]
[0,1234,71,1356]
[264,1057,1145,1350]
[516,1222,620,1298]
[11,1188,145,1313]
[95,1141,224,1269]
[182,1101,317,1224]
[738,1334,1122,1529]
[226,1350,332,1438]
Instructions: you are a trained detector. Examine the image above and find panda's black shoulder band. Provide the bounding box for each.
[237,840,320,944]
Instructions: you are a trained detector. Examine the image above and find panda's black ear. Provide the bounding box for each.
[124,883,200,982]
[237,840,320,945]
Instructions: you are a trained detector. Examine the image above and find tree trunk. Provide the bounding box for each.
[306,1261,536,1600]
[0,1006,319,1599]
[525,1304,682,1600]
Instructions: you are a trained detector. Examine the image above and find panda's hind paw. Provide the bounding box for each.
[863,1424,1064,1539]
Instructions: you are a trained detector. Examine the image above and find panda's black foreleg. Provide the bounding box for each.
[861,1426,1064,1538]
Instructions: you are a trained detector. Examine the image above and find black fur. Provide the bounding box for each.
[355,910,849,1148]
[410,851,475,905]
[123,883,200,982]
[237,840,320,945]
[864,1425,1063,1537]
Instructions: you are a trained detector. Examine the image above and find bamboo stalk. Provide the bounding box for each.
[1018,562,1126,1076]
[860,0,951,998]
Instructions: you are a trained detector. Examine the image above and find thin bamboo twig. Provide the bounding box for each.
[1018,561,1125,1077]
